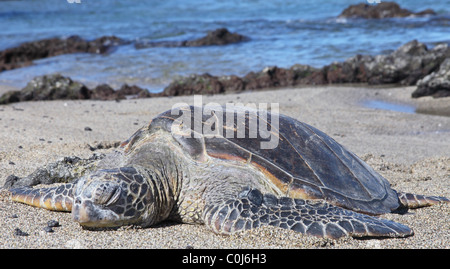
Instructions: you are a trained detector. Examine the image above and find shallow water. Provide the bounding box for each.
[362,100,416,114]
[0,0,449,92]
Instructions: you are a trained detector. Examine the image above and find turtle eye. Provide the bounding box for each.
[105,186,121,207]
[94,184,121,206]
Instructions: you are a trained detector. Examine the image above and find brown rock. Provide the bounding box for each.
[116,84,152,99]
[338,2,436,19]
[135,28,248,49]
[0,35,124,72]
[413,57,450,98]
[163,73,225,96]
[0,74,91,104]
[184,28,248,47]
[91,84,117,100]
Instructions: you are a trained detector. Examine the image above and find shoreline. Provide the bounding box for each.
[2,39,449,105]
[2,82,450,118]
[0,85,448,248]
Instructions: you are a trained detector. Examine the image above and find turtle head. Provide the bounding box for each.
[72,167,159,228]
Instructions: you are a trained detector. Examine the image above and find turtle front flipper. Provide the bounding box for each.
[10,183,76,212]
[203,188,414,239]
[397,192,450,209]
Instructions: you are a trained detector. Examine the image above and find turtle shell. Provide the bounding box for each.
[139,106,400,215]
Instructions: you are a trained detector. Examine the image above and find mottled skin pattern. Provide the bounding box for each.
[7,106,450,239]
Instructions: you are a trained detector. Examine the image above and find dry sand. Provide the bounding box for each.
[0,84,448,249]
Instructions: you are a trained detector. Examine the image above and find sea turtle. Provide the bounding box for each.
[6,105,449,239]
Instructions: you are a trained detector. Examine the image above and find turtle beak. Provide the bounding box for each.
[72,199,93,224]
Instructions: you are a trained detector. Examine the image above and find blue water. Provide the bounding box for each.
[363,100,416,113]
[0,0,449,92]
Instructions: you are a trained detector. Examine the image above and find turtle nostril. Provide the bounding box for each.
[75,198,82,205]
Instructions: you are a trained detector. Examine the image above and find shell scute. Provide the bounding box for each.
[204,136,251,162]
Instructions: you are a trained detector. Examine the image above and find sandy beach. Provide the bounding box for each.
[0,84,448,249]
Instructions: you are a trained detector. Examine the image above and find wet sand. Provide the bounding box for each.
[0,85,448,249]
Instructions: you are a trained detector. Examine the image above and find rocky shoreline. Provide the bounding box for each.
[0,74,162,104]
[2,39,448,105]
[0,2,448,104]
[162,40,450,98]
[0,35,126,72]
[0,28,247,73]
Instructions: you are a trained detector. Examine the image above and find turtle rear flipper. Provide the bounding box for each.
[203,188,414,239]
[4,154,105,189]
[398,192,450,209]
[10,183,75,212]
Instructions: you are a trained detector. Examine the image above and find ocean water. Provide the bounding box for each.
[0,0,449,92]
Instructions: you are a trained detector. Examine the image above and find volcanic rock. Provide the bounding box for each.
[338,2,436,19]
[183,28,248,47]
[0,35,124,72]
[135,28,248,49]
[0,74,155,104]
[162,40,449,98]
[413,57,450,98]
[0,74,91,104]
[322,40,449,86]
